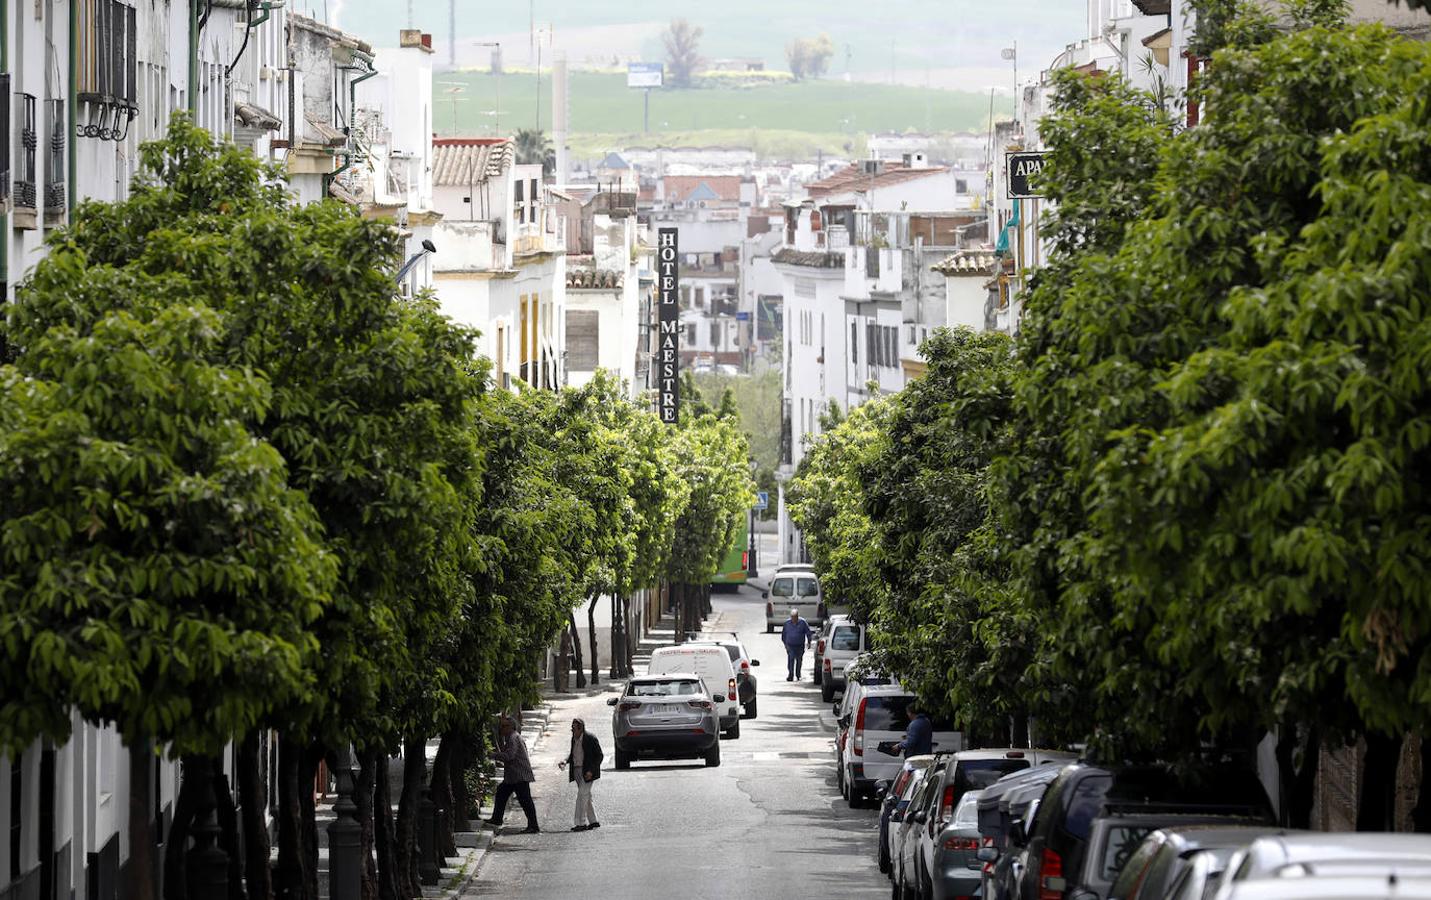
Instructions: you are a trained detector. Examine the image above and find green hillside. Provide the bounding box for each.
[433,69,1010,152]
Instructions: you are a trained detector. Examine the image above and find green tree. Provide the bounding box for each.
[513,128,556,177]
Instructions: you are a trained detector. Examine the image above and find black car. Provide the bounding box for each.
[1019,763,1275,900]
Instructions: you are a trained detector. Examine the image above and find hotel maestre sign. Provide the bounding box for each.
[657,227,680,424]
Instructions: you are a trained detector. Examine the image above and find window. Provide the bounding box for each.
[76,0,138,141]
[0,77,9,210]
[770,578,795,598]
[851,321,858,364]
[14,93,36,210]
[956,178,968,193]
[514,178,524,223]
[709,321,719,347]
[565,309,599,371]
[796,577,819,597]
[831,626,861,651]
[686,322,696,344]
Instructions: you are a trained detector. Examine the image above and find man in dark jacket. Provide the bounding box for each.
[780,608,814,681]
[898,703,933,758]
[558,718,603,831]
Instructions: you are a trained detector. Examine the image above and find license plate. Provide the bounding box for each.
[650,704,679,715]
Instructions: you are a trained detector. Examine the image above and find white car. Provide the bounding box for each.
[836,680,964,807]
[816,614,868,702]
[684,635,760,719]
[647,644,743,738]
[763,570,825,633]
[1211,833,1431,900]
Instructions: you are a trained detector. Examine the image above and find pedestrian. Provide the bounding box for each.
[557,718,603,831]
[898,702,933,758]
[780,608,813,681]
[484,716,540,833]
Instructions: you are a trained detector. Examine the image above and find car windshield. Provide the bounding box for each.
[797,577,819,597]
[1098,824,1156,882]
[958,759,1032,792]
[863,695,914,730]
[831,626,861,650]
[629,680,702,697]
[954,791,983,827]
[1063,774,1115,841]
[771,578,795,597]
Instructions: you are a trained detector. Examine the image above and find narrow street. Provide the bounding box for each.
[461,572,887,899]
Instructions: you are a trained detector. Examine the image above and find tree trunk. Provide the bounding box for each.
[430,736,458,858]
[356,749,379,900]
[299,745,323,900]
[1291,727,1320,830]
[126,737,157,900]
[610,594,624,679]
[1357,732,1401,831]
[211,757,247,900]
[274,736,306,900]
[237,734,273,900]
[374,753,400,900]
[1412,735,1431,833]
[449,737,472,833]
[163,757,205,900]
[555,627,571,693]
[588,593,601,685]
[1011,713,1030,749]
[568,612,586,688]
[396,738,426,897]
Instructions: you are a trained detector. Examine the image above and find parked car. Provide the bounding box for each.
[833,665,895,799]
[607,674,720,768]
[895,755,954,900]
[977,764,1075,900]
[1221,878,1431,900]
[1209,833,1431,900]
[877,755,941,876]
[835,681,963,808]
[816,614,868,701]
[685,635,760,719]
[922,788,985,900]
[1020,764,1275,900]
[908,751,1076,900]
[646,644,742,738]
[763,570,826,632]
[1108,825,1293,900]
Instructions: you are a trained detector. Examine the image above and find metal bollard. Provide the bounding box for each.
[417,783,441,885]
[327,748,362,900]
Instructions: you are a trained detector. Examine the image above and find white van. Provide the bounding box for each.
[836,681,963,807]
[646,645,743,739]
[763,571,825,632]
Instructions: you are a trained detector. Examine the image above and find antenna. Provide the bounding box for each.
[449,0,456,69]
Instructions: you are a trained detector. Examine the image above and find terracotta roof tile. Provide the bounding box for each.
[663,175,742,203]
[431,138,512,186]
[807,162,949,199]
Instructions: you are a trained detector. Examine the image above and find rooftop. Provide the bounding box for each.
[567,268,624,290]
[663,175,743,204]
[432,138,513,186]
[807,162,949,199]
[932,250,998,276]
[771,248,845,269]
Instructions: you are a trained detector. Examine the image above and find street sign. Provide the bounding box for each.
[755,491,769,511]
[735,311,750,322]
[627,62,663,88]
[1006,151,1049,199]
[657,227,680,424]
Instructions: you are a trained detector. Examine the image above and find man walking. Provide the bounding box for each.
[780,608,813,681]
[484,716,540,833]
[557,718,603,832]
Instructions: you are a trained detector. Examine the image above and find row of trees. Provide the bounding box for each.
[0,117,753,899]
[789,1,1431,830]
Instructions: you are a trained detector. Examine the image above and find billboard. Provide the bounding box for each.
[657,227,680,424]
[627,62,664,88]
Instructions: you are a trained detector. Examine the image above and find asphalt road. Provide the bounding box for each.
[461,580,888,899]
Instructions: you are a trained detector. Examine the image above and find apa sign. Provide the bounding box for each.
[657,227,680,424]
[1006,151,1049,199]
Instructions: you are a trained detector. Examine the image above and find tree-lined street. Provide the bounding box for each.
[461,582,886,900]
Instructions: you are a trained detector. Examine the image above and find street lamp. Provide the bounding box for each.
[747,459,760,579]
[396,239,437,284]
[473,41,502,135]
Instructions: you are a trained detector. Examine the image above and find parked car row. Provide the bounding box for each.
[872,753,1431,900]
[607,636,761,769]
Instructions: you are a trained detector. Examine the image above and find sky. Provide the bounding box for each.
[296,0,1091,93]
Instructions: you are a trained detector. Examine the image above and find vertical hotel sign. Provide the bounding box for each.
[657,227,680,423]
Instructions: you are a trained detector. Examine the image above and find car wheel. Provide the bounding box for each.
[891,865,904,900]
[814,665,823,686]
[726,718,740,739]
[848,788,863,810]
[821,679,834,702]
[766,623,774,634]
[614,749,630,771]
[838,765,848,799]
[743,698,757,719]
[878,841,890,875]
[705,741,721,767]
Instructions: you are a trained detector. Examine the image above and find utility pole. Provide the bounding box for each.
[448,0,456,69]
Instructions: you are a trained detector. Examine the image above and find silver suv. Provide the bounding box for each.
[608,674,721,769]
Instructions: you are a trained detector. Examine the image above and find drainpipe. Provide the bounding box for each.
[324,62,376,193]
[188,0,200,115]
